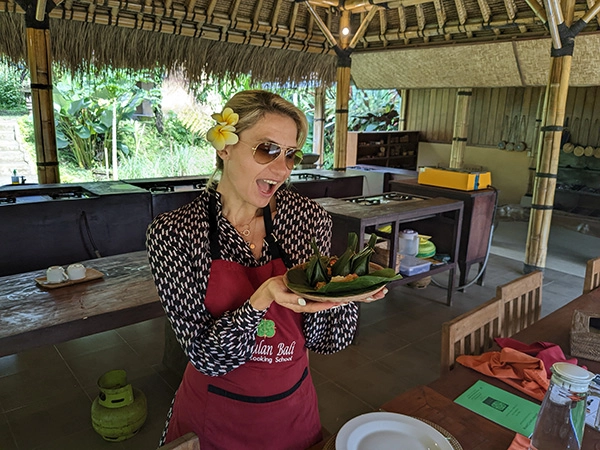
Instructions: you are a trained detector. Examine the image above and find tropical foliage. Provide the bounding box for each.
[7,61,401,181]
[0,61,27,114]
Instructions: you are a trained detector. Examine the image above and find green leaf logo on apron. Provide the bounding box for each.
[257,319,276,338]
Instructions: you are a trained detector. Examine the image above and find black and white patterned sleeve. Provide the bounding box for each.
[146,197,265,377]
[277,190,359,354]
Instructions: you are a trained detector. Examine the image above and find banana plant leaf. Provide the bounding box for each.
[285,266,402,298]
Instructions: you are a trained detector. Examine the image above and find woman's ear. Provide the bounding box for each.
[217,148,230,161]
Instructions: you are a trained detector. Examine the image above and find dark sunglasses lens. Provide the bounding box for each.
[254,143,281,164]
[286,149,303,169]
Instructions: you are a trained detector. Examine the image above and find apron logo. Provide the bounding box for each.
[257,319,276,338]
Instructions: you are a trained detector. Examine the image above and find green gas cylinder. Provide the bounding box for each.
[91,369,147,442]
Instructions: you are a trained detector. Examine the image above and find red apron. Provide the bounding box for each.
[164,196,322,450]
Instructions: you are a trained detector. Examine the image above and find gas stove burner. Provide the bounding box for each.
[149,186,175,193]
[0,196,16,204]
[345,192,424,206]
[382,192,415,201]
[49,191,86,199]
[292,173,324,181]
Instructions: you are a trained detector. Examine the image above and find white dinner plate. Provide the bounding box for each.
[336,412,454,450]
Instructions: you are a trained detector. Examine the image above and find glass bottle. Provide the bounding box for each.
[529,362,595,450]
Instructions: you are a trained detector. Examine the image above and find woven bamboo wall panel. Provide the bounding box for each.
[352,42,524,89]
[354,34,600,89]
[406,89,457,142]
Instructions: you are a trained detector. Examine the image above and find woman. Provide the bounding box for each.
[147,90,387,449]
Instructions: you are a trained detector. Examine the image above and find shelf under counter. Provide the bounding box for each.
[316,195,463,306]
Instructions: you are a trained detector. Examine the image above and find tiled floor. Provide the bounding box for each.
[0,220,594,449]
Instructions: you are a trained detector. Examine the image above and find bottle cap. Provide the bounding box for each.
[400,229,418,237]
[551,362,595,392]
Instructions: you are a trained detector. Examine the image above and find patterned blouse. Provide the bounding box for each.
[146,187,359,377]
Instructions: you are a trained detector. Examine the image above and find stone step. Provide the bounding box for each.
[0,142,20,152]
[0,130,16,141]
[0,149,24,161]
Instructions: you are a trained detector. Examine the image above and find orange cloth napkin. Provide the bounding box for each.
[495,337,579,378]
[456,347,550,401]
[508,433,531,449]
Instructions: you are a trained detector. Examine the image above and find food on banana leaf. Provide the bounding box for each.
[285,233,402,298]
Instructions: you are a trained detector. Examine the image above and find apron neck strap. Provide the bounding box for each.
[208,191,291,267]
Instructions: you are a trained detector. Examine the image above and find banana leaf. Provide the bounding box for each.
[305,240,330,286]
[285,266,402,298]
[331,232,358,277]
[350,233,378,276]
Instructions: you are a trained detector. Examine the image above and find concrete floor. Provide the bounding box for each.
[0,220,596,449]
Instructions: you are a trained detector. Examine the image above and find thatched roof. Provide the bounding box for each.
[1,0,599,86]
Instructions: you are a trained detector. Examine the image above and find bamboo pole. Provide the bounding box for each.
[312,85,326,162]
[26,25,60,184]
[449,88,472,169]
[526,89,546,196]
[398,89,407,131]
[524,0,576,273]
[334,62,351,169]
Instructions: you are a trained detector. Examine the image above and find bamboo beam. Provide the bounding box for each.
[524,0,576,273]
[348,6,378,49]
[26,26,60,183]
[304,1,338,47]
[333,62,351,169]
[313,85,326,160]
[449,88,472,169]
[582,0,600,23]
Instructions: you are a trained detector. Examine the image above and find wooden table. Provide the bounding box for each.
[0,251,163,357]
[310,288,600,450]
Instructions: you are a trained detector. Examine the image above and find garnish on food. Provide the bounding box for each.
[285,233,403,298]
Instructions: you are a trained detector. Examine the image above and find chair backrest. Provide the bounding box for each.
[157,432,200,450]
[496,270,543,337]
[440,297,503,375]
[583,257,600,294]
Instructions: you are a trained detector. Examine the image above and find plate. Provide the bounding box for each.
[283,262,387,303]
[35,268,104,289]
[336,412,454,450]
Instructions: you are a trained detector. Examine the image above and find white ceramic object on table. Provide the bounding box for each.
[336,412,453,450]
[67,263,87,280]
[46,266,68,284]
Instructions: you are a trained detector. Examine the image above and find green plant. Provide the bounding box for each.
[0,61,27,112]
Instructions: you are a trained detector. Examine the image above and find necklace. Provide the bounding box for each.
[233,216,257,250]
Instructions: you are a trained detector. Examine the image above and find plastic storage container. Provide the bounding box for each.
[399,255,431,276]
[529,362,595,450]
[398,229,419,257]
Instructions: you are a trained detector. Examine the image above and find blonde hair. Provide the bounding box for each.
[210,90,308,180]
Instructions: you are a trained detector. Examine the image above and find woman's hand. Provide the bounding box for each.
[249,276,389,313]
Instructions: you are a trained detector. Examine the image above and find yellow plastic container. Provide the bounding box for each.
[418,167,492,191]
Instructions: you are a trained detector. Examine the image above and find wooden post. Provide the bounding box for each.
[449,88,472,169]
[524,0,576,273]
[312,85,326,163]
[398,89,408,131]
[19,0,60,184]
[527,89,546,196]
[333,54,351,169]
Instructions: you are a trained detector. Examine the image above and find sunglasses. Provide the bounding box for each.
[239,141,304,170]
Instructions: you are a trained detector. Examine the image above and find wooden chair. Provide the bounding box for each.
[496,271,543,337]
[157,433,200,450]
[583,257,600,294]
[440,297,504,375]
